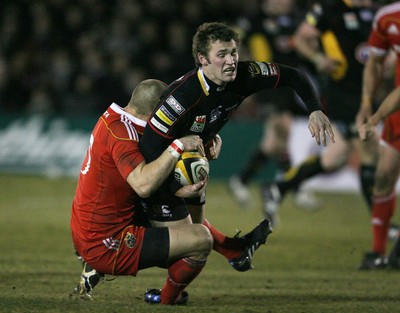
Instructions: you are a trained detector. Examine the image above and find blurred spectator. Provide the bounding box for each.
[0,0,251,116]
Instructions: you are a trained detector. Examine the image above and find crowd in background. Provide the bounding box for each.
[0,0,318,118]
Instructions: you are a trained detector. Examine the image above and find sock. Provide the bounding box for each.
[389,231,400,259]
[239,148,268,184]
[161,257,206,304]
[371,192,396,255]
[203,219,244,259]
[360,164,376,211]
[278,155,323,196]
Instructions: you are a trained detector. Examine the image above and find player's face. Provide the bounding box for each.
[199,39,239,86]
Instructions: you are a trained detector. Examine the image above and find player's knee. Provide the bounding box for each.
[194,224,213,255]
[374,172,395,195]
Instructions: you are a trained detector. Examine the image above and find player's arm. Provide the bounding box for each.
[293,20,338,75]
[277,64,335,145]
[128,135,204,198]
[204,134,222,160]
[356,51,386,127]
[359,86,400,141]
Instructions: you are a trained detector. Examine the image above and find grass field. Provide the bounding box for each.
[1,174,400,313]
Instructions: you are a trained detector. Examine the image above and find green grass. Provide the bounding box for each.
[1,174,400,313]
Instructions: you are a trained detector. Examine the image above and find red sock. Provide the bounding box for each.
[371,193,396,255]
[161,258,205,304]
[203,219,244,259]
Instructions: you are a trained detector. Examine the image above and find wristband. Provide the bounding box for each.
[168,139,184,159]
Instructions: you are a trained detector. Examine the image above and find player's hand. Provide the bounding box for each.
[175,177,208,198]
[355,105,372,129]
[308,110,335,146]
[358,122,376,141]
[314,54,340,75]
[204,134,222,160]
[179,135,205,156]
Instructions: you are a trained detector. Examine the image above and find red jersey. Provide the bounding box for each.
[368,2,400,150]
[368,2,400,86]
[71,103,145,244]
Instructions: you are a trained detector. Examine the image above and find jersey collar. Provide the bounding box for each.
[110,103,147,127]
[197,67,227,96]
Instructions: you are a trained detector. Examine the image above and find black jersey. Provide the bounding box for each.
[306,0,375,91]
[141,61,321,162]
[305,0,375,124]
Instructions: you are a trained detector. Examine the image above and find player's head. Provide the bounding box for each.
[128,79,167,116]
[192,22,240,85]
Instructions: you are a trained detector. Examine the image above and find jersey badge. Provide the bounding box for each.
[155,105,176,126]
[124,232,136,248]
[150,117,169,133]
[166,95,185,115]
[190,115,206,132]
[355,42,369,64]
[248,62,277,77]
[210,106,222,123]
[343,12,359,30]
[388,23,400,35]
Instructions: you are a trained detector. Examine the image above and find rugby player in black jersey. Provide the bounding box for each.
[139,22,334,304]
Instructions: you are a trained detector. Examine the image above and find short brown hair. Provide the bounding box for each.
[192,22,240,67]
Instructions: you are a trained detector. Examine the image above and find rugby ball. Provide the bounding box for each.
[174,151,209,186]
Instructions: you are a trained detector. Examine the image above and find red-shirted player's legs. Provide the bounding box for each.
[360,143,400,270]
[146,217,213,305]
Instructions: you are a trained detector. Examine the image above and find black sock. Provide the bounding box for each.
[239,148,269,185]
[277,155,323,196]
[389,234,400,258]
[359,164,376,212]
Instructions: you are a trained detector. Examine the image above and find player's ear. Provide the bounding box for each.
[198,53,208,66]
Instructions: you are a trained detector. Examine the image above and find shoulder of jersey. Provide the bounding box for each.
[103,114,140,141]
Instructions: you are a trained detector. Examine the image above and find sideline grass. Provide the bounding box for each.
[1,174,400,313]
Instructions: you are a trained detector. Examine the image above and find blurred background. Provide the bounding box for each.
[0,0,381,191]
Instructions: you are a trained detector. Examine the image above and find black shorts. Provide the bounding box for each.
[138,226,169,270]
[139,194,190,222]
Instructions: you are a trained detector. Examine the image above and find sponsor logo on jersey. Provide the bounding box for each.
[343,12,359,30]
[152,205,172,218]
[355,42,370,64]
[388,23,400,35]
[190,115,206,132]
[248,62,277,77]
[102,237,120,251]
[150,117,169,133]
[155,105,176,126]
[225,103,239,112]
[124,232,136,248]
[166,95,185,115]
[210,106,222,123]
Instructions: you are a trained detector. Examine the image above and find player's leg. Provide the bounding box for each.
[145,211,213,305]
[262,123,349,226]
[229,112,292,209]
[73,251,105,300]
[188,204,272,271]
[360,143,400,270]
[352,134,379,211]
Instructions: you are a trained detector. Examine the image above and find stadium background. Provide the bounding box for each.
[0,0,394,192]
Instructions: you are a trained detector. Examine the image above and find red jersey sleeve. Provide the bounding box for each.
[105,118,144,180]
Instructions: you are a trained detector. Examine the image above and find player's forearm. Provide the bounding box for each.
[361,54,384,111]
[278,64,322,113]
[128,145,181,198]
[369,86,400,126]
